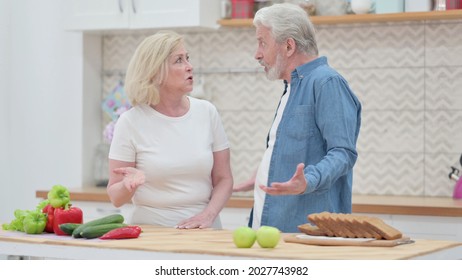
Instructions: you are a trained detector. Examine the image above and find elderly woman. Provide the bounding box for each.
[107,31,233,229]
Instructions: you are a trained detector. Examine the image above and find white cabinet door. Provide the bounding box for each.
[66,0,220,31]
[129,0,220,29]
[67,0,130,31]
[220,208,251,230]
[390,215,462,241]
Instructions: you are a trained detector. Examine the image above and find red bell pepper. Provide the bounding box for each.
[99,225,142,240]
[42,204,55,233]
[53,206,83,235]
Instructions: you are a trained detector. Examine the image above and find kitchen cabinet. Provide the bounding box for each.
[219,10,462,27]
[220,207,250,230]
[67,0,221,31]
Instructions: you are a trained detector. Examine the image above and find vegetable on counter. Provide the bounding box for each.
[80,223,126,239]
[53,206,83,235]
[2,210,28,232]
[22,211,47,234]
[100,225,142,240]
[72,213,125,238]
[59,223,81,235]
[47,185,70,208]
[2,184,86,236]
[2,201,49,234]
[42,204,55,233]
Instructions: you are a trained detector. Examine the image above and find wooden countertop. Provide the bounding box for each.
[1,225,461,260]
[35,187,462,217]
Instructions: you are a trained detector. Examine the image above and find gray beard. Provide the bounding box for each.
[265,53,284,81]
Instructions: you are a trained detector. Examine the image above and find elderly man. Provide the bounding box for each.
[234,3,362,233]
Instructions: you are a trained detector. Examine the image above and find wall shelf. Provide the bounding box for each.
[218,10,462,27]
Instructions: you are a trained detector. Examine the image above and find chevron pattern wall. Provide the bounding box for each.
[102,20,462,198]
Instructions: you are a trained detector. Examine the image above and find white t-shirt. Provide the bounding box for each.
[253,84,290,229]
[109,97,229,228]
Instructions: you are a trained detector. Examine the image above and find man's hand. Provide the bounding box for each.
[259,163,307,195]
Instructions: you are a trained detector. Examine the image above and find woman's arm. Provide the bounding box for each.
[176,149,233,229]
[106,159,145,207]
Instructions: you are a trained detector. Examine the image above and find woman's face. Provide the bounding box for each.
[160,43,193,95]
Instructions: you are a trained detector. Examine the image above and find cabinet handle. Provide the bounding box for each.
[131,0,137,13]
[118,0,123,13]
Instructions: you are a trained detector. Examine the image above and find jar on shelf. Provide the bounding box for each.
[231,0,255,18]
[350,0,373,14]
[445,0,461,10]
[434,0,446,10]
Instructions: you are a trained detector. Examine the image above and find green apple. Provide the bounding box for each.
[256,226,281,248]
[233,226,257,248]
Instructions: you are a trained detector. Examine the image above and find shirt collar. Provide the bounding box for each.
[291,56,328,80]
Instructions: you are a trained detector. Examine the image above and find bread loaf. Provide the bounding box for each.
[308,212,335,237]
[297,224,326,236]
[303,212,403,240]
[361,216,403,240]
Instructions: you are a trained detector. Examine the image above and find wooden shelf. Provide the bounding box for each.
[218,10,462,27]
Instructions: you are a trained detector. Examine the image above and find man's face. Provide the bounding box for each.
[255,25,286,81]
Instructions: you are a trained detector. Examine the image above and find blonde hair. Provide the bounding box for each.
[124,31,183,106]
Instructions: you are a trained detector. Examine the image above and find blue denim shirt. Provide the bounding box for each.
[260,56,362,233]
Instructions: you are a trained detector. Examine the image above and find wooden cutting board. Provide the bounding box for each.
[284,234,414,247]
[2,226,462,259]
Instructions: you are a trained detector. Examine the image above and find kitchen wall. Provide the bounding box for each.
[0,0,83,223]
[0,0,11,223]
[102,19,462,198]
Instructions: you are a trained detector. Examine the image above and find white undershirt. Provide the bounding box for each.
[252,84,290,229]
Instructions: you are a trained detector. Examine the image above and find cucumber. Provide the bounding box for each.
[59,223,81,235]
[72,214,124,238]
[80,223,126,239]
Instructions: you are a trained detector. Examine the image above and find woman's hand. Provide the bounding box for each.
[113,167,146,192]
[175,211,216,229]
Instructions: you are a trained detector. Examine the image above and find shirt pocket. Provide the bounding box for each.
[284,105,315,141]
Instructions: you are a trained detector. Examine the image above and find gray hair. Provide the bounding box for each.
[253,3,318,56]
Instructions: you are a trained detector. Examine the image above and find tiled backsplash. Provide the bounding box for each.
[102,19,462,198]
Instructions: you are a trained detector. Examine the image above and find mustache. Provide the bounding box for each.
[258,60,268,67]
